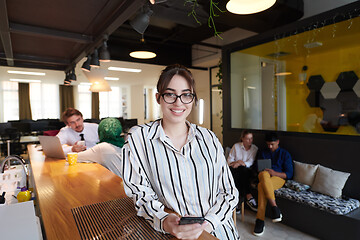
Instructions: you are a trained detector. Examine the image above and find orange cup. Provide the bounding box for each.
[67,152,78,165]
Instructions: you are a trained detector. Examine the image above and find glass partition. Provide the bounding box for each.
[230,15,360,136]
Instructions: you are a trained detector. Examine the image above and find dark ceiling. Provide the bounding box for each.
[0,0,304,71]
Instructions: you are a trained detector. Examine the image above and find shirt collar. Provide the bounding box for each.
[147,119,200,143]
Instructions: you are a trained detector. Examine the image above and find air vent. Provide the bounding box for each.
[267,51,291,58]
[304,42,323,49]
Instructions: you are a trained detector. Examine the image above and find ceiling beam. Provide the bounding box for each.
[68,0,144,72]
[152,4,208,28]
[0,53,70,65]
[0,0,14,66]
[9,23,93,44]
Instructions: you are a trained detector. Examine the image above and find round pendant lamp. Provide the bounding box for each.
[130,36,156,59]
[226,0,276,15]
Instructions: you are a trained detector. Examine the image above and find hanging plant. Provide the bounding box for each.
[216,60,222,94]
[185,0,225,39]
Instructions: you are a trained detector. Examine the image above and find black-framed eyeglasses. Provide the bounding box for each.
[161,93,195,104]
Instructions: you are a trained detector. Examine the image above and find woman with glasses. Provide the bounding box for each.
[120,64,239,240]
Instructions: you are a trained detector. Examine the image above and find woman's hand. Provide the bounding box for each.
[163,214,209,240]
[229,160,245,168]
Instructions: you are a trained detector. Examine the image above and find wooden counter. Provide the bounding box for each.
[28,145,217,240]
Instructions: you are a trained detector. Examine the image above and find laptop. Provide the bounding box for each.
[38,136,66,159]
[257,159,272,172]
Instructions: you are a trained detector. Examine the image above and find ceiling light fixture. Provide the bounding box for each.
[226,0,276,15]
[149,0,167,4]
[81,56,91,72]
[89,80,112,92]
[275,72,292,76]
[130,36,156,59]
[104,77,119,81]
[108,67,142,73]
[69,68,77,81]
[99,35,111,62]
[64,71,71,85]
[304,41,323,49]
[90,49,100,68]
[9,79,41,83]
[129,4,153,34]
[7,70,45,76]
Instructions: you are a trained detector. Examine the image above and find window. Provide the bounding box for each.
[2,81,19,122]
[30,82,59,120]
[99,86,125,119]
[78,85,92,119]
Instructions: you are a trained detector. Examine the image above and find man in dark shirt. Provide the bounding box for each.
[253,132,293,236]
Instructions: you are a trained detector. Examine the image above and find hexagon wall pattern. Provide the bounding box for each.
[306,71,360,133]
[336,71,358,91]
[307,75,325,91]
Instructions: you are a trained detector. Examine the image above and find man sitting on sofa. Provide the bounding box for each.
[253,131,293,236]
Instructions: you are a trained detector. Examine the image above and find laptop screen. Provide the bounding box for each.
[257,159,272,172]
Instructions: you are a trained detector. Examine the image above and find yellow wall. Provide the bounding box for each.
[285,45,360,135]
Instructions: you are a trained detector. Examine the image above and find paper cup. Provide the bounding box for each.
[67,152,78,165]
[77,140,85,146]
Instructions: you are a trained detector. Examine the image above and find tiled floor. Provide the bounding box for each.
[235,209,319,240]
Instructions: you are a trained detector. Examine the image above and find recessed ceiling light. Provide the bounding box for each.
[104,77,119,81]
[108,67,142,73]
[7,70,45,76]
[9,79,41,83]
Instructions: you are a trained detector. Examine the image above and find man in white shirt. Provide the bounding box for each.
[56,108,99,154]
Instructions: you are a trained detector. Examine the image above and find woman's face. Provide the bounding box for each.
[242,133,253,149]
[157,74,194,125]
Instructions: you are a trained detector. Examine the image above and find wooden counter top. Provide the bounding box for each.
[28,145,217,240]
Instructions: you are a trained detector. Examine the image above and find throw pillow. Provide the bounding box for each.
[311,165,351,198]
[293,160,319,186]
[285,180,311,192]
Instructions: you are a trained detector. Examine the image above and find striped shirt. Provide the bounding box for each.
[120,120,239,240]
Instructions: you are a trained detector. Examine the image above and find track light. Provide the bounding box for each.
[90,49,100,68]
[81,56,91,72]
[64,72,71,85]
[99,40,111,62]
[129,4,153,34]
[69,68,77,81]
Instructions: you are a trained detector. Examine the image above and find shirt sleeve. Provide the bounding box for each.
[282,150,294,179]
[204,137,238,232]
[244,145,258,168]
[56,129,73,154]
[119,133,169,234]
[77,144,102,163]
[226,145,236,164]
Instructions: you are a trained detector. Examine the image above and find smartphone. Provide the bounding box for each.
[179,217,205,225]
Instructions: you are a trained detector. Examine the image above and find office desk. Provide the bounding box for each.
[28,145,217,240]
[20,135,39,143]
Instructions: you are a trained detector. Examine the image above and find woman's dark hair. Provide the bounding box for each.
[239,130,253,142]
[156,64,198,104]
[265,131,279,142]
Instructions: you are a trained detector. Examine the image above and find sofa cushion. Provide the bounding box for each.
[311,165,350,198]
[275,187,360,215]
[285,180,310,192]
[293,161,319,186]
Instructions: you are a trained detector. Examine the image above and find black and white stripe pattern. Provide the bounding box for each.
[120,120,239,239]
